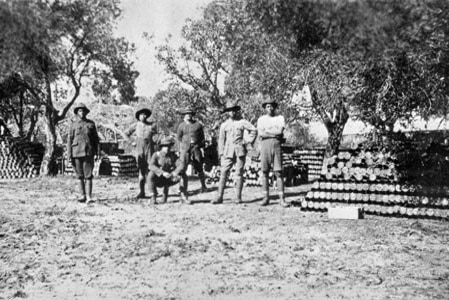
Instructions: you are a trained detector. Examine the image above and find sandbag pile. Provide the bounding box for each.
[304,149,449,219]
[0,136,44,179]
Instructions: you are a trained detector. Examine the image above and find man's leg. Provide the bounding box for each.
[77,179,86,202]
[275,171,289,207]
[212,157,233,204]
[74,158,86,202]
[259,140,271,206]
[84,157,95,203]
[273,141,289,207]
[234,156,246,204]
[161,185,169,204]
[179,173,192,205]
[147,171,158,205]
[260,171,270,206]
[192,161,207,192]
[136,156,147,198]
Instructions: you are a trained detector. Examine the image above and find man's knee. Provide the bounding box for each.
[274,171,282,178]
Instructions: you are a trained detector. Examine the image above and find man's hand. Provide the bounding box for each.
[163,172,172,178]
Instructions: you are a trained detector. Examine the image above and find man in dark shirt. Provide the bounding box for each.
[67,103,100,204]
[177,107,207,193]
[148,137,191,205]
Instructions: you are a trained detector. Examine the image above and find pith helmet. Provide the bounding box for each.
[180,106,196,115]
[261,95,278,108]
[159,137,175,147]
[222,99,241,113]
[135,104,152,120]
[73,103,90,114]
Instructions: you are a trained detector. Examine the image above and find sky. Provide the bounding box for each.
[115,0,213,98]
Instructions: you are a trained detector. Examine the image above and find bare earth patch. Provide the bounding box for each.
[1,176,448,300]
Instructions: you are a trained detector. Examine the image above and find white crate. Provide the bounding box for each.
[328,206,364,219]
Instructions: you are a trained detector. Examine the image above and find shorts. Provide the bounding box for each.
[260,138,283,172]
[73,156,95,179]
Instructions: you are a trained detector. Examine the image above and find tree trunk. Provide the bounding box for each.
[325,121,346,157]
[40,109,58,176]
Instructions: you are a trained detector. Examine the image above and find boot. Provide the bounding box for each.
[211,173,226,204]
[260,174,270,206]
[160,186,169,204]
[279,192,290,207]
[86,179,94,204]
[136,176,146,199]
[77,179,86,203]
[148,196,157,205]
[147,173,158,205]
[277,175,289,207]
[234,175,244,204]
[180,189,192,205]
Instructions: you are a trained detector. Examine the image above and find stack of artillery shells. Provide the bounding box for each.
[321,150,397,182]
[107,155,138,177]
[292,149,325,181]
[0,136,43,179]
[303,149,449,220]
[206,154,307,188]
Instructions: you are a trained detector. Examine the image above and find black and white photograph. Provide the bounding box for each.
[1,0,449,299]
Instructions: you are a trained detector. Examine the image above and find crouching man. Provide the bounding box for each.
[148,137,191,205]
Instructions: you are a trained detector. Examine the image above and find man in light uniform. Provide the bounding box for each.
[257,97,289,207]
[177,106,207,193]
[212,99,257,204]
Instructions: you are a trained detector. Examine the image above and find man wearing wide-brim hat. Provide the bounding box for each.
[257,95,289,207]
[211,98,257,204]
[67,103,100,204]
[127,104,158,199]
[147,136,190,204]
[177,105,207,194]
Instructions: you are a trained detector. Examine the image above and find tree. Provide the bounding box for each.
[353,0,449,136]
[0,0,138,175]
[153,4,230,122]
[212,0,365,155]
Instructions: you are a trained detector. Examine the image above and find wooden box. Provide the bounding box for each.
[328,206,364,220]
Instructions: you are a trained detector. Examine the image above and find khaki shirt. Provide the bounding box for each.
[135,122,157,156]
[218,118,256,158]
[149,151,183,176]
[67,118,99,158]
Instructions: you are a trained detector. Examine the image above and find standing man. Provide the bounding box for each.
[257,97,289,207]
[177,106,207,193]
[212,99,257,204]
[67,103,100,204]
[148,137,190,205]
[130,105,157,199]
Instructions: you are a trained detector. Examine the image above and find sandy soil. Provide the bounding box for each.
[1,176,449,300]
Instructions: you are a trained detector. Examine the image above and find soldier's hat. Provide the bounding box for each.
[73,103,90,114]
[159,136,175,147]
[261,95,278,108]
[222,99,241,113]
[180,106,196,115]
[135,104,152,120]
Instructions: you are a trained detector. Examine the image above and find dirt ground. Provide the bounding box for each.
[1,176,449,300]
